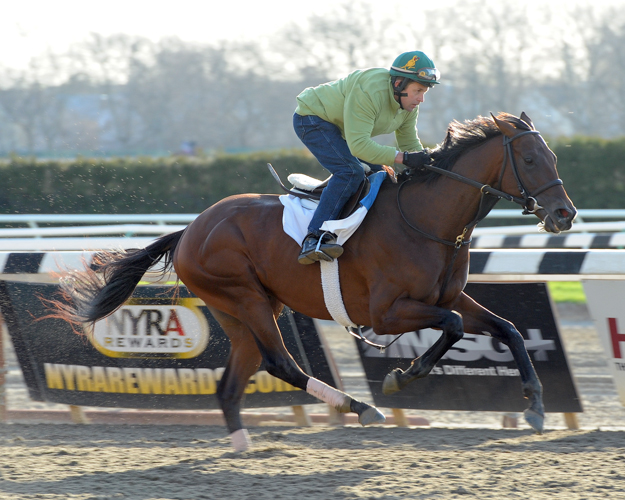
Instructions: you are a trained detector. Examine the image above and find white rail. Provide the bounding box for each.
[0,210,623,251]
[1,209,624,230]
[485,209,625,221]
[0,224,187,238]
[0,237,157,251]
[473,221,625,236]
[2,220,623,240]
[0,214,198,227]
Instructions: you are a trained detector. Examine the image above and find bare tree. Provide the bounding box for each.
[66,33,156,150]
[272,1,406,80]
[0,78,39,152]
[2,0,625,157]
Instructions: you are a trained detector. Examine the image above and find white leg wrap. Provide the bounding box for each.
[306,378,351,413]
[230,429,251,452]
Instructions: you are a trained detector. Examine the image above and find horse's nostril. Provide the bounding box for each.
[557,208,574,221]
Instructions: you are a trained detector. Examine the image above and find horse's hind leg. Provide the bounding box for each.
[208,307,262,452]
[454,292,544,433]
[235,300,385,427]
[206,298,384,451]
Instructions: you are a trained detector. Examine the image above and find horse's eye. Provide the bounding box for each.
[524,157,534,165]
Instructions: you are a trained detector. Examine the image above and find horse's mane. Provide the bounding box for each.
[397,113,532,184]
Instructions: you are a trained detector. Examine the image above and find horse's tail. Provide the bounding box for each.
[45,229,185,331]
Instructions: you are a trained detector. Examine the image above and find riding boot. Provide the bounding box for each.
[297,232,344,265]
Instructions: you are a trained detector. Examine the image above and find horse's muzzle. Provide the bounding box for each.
[540,205,577,233]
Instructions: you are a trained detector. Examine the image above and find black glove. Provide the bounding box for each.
[402,151,432,169]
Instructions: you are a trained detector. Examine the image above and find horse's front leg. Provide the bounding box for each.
[372,299,465,396]
[453,291,544,434]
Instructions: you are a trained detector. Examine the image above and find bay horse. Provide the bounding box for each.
[50,112,576,451]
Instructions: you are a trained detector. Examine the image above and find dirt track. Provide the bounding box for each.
[0,425,623,499]
[0,304,624,499]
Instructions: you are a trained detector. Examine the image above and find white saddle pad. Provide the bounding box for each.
[279,171,387,246]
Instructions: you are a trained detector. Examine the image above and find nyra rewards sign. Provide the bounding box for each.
[0,282,334,410]
[88,299,209,358]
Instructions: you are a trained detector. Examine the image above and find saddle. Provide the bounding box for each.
[267,163,373,219]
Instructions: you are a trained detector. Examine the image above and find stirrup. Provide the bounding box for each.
[297,232,343,265]
[316,232,343,260]
[298,234,323,265]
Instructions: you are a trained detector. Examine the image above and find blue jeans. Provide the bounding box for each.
[293,113,381,236]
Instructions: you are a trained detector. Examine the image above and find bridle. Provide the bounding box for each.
[395,128,564,310]
[397,129,563,249]
[499,130,563,215]
[353,128,565,351]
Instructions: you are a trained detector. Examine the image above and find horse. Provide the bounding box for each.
[49,112,576,451]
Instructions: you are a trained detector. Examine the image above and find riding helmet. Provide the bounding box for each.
[390,51,441,86]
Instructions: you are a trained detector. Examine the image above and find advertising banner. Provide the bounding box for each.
[582,280,625,406]
[0,281,338,409]
[355,283,582,413]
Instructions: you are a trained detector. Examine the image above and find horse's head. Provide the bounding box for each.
[491,112,577,234]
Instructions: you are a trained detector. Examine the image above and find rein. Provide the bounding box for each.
[398,129,563,247]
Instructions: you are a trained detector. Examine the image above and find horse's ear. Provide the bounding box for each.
[490,112,517,138]
[520,111,535,130]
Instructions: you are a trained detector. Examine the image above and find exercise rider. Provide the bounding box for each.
[292,50,441,265]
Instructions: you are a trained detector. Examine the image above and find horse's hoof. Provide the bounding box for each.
[230,428,252,452]
[382,369,402,395]
[524,409,544,434]
[358,406,386,426]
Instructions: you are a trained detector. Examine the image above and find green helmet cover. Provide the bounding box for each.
[390,51,440,85]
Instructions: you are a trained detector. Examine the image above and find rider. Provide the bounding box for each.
[293,50,441,265]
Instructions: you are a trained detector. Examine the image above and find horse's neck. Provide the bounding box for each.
[401,139,504,236]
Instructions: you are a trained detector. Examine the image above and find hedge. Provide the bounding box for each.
[549,136,625,210]
[0,150,325,215]
[0,137,623,215]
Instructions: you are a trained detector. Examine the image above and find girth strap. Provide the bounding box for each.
[320,259,358,329]
[319,259,406,352]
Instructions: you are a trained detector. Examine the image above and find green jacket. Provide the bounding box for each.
[295,68,424,166]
